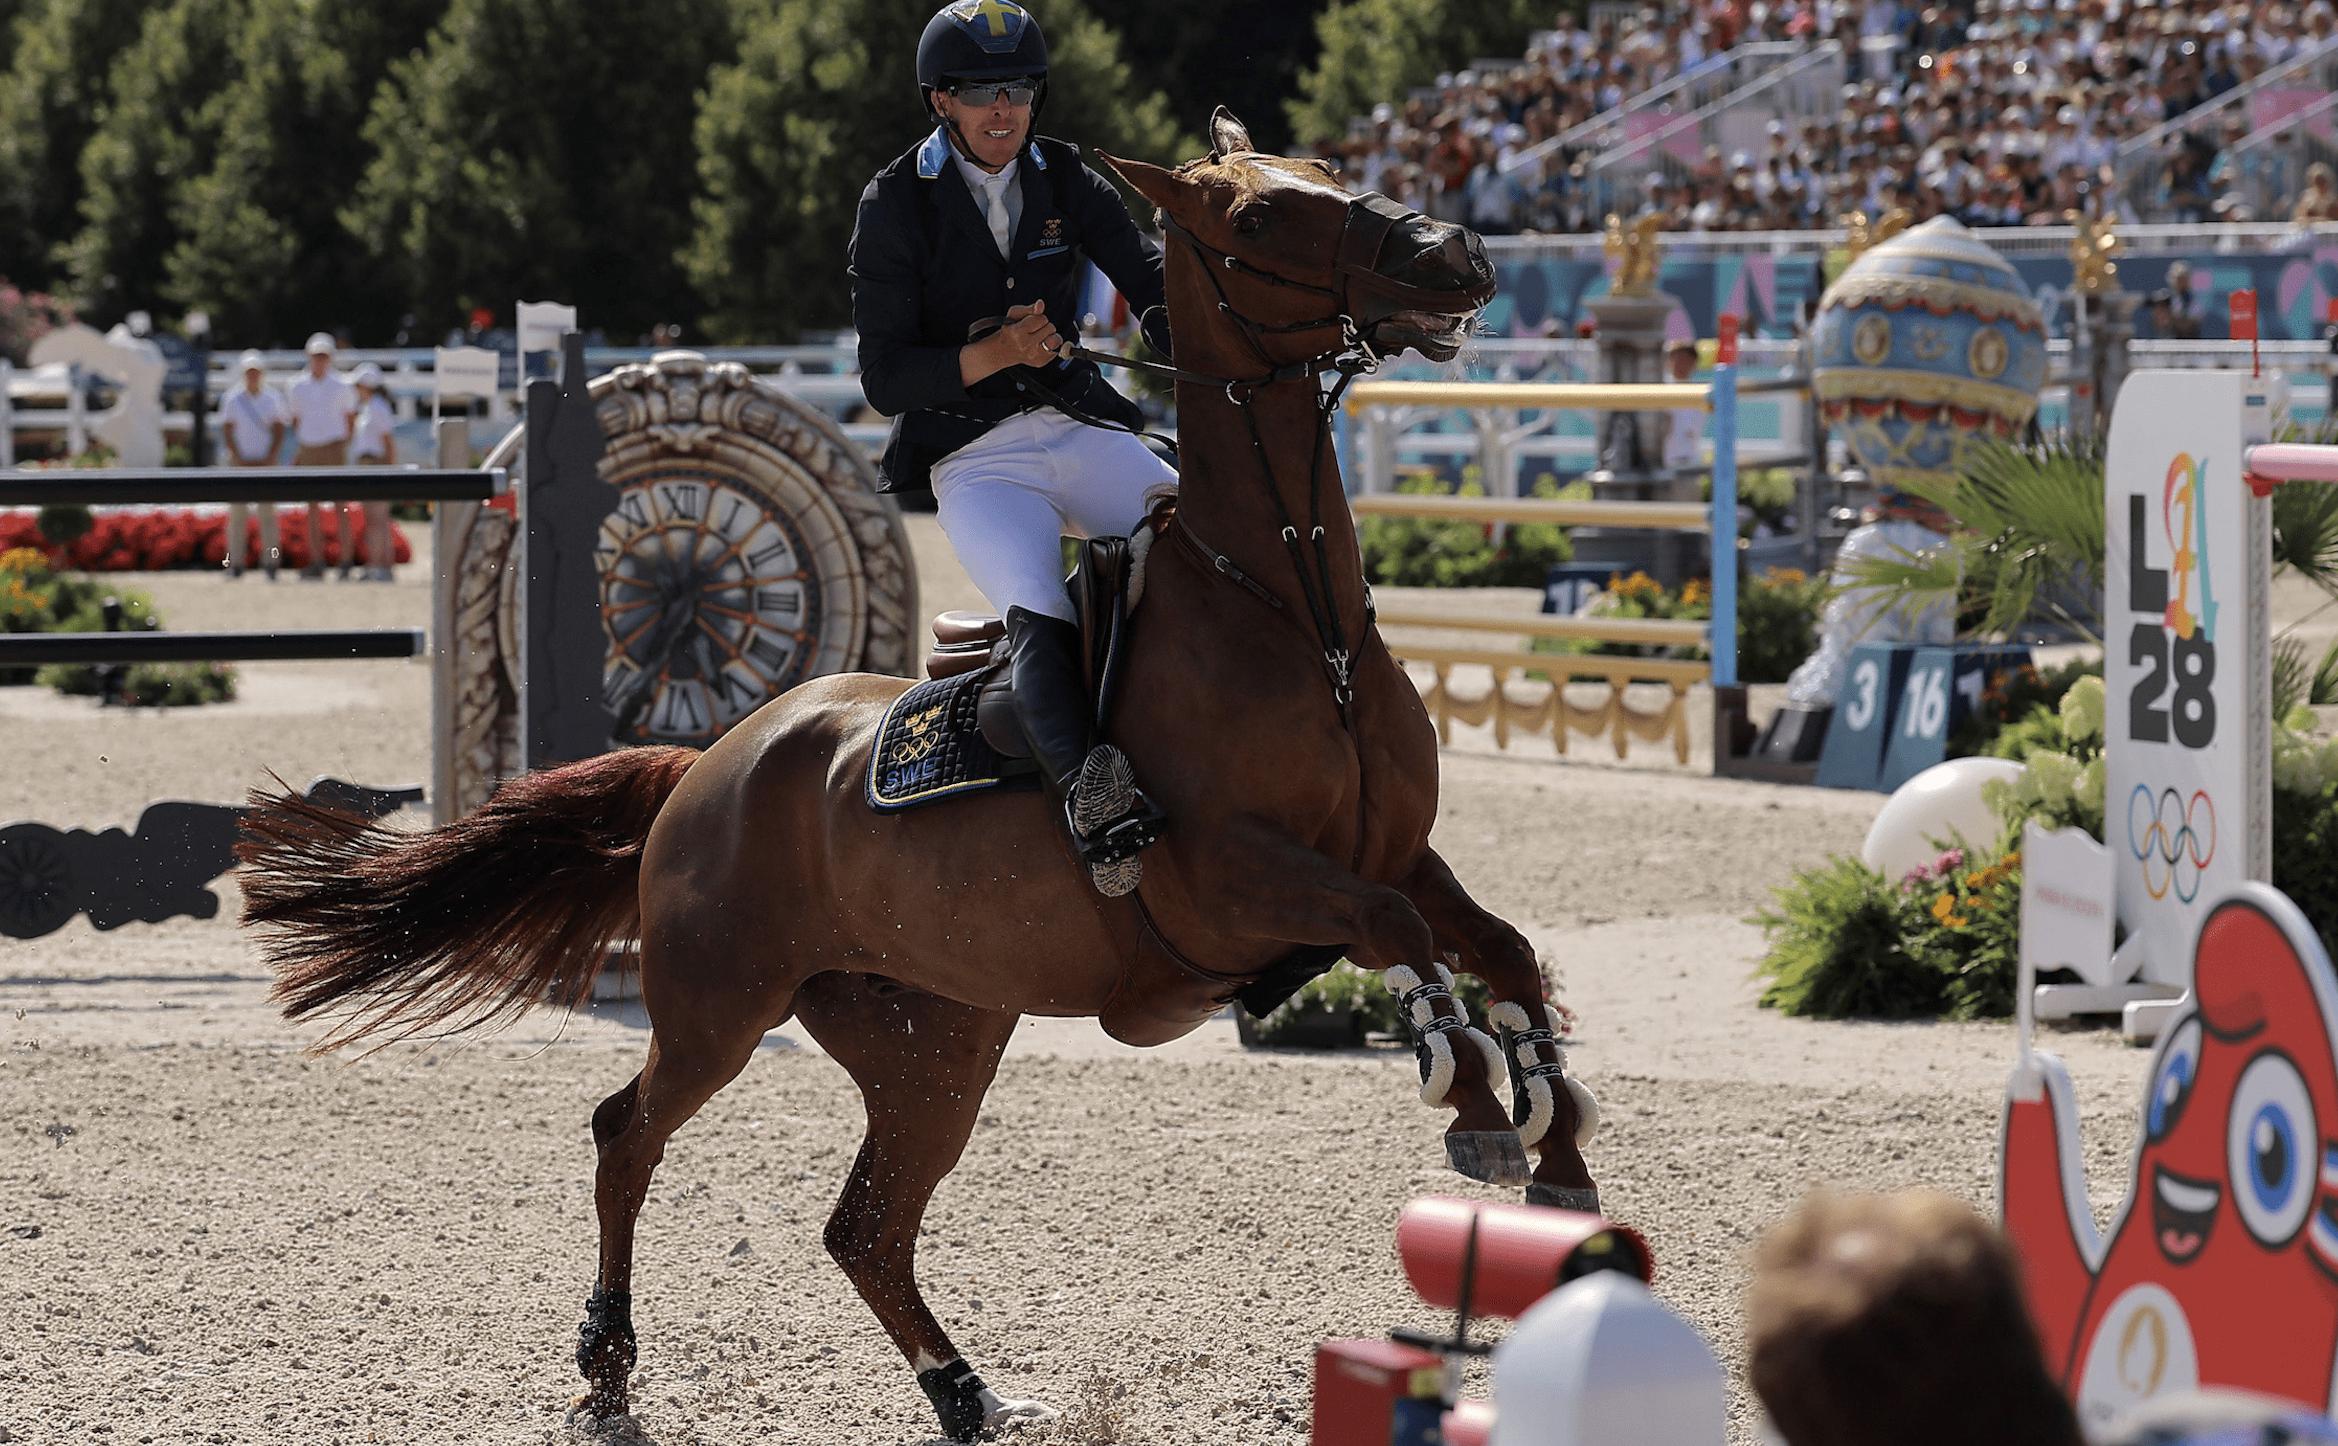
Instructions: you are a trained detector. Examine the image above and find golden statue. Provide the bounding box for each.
[1603,213,1664,296]
[1840,207,1911,261]
[2067,211,2121,295]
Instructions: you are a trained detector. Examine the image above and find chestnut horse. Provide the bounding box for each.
[239,110,1598,1441]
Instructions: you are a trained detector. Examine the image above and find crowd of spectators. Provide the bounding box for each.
[1317,0,2338,237]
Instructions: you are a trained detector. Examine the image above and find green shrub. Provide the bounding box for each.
[1245,959,1560,1046]
[1755,846,2026,1021]
[1360,469,1577,589]
[36,659,236,706]
[36,504,93,547]
[1736,567,1826,683]
[0,547,235,704]
[1527,565,1825,685]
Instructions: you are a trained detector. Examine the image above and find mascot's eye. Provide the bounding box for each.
[2227,1051,2316,1247]
[2147,1017,2202,1142]
[1233,206,1268,235]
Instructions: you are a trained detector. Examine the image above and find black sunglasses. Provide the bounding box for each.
[949,78,1040,107]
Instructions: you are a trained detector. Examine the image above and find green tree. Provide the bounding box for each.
[162,0,446,344]
[346,0,734,340]
[1287,0,1546,146]
[0,0,163,290]
[56,0,243,324]
[1076,0,1326,154]
[686,0,1187,344]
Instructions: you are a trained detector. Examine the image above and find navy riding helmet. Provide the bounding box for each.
[916,0,1049,120]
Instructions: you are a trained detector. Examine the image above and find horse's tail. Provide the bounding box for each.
[238,746,700,1053]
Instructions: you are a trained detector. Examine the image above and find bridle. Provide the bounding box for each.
[1061,187,1496,727]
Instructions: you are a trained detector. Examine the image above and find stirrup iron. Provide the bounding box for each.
[1068,745,1161,897]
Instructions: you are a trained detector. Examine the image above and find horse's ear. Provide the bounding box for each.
[1094,149,1187,216]
[1209,107,1253,158]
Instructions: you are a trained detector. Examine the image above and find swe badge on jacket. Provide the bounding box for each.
[1027,216,1068,261]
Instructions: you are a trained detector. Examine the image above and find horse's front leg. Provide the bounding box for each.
[1196,818,1527,1185]
[1397,847,1601,1213]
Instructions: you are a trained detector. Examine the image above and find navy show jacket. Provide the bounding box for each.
[848,128,1172,497]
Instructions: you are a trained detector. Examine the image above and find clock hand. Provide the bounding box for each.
[611,592,700,731]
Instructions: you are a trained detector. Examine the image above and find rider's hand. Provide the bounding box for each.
[996,301,1063,368]
[960,302,1065,387]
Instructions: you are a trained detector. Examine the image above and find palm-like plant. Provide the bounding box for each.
[1833,423,2338,716]
[1833,434,2107,645]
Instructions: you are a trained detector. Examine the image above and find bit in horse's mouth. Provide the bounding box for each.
[1381,309,1478,359]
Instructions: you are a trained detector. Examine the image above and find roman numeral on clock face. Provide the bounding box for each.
[616,491,653,531]
[656,481,708,522]
[709,667,757,711]
[746,633,794,675]
[756,587,801,617]
[746,537,795,571]
[655,684,706,735]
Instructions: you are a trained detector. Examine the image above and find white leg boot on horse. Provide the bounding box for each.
[1399,848,1601,1213]
[1381,959,1532,1185]
[1159,813,1529,1185]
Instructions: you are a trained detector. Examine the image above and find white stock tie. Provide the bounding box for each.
[983,174,1012,259]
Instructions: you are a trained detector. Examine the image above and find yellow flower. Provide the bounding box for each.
[0,546,49,576]
[1931,893,1968,929]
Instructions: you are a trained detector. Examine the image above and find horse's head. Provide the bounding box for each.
[1099,108,1496,368]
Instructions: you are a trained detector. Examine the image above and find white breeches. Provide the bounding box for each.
[932,408,1179,623]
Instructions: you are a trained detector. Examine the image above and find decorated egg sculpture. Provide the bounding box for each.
[1810,216,2048,490]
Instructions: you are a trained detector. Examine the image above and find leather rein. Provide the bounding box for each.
[1060,189,1491,728]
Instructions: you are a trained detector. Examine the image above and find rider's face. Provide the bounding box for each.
[934,84,1032,172]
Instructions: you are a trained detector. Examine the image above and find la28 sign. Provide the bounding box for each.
[2102,372,2274,990]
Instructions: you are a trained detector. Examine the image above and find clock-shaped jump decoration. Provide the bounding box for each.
[442,351,917,818]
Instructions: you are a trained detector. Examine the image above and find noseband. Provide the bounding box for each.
[1156,189,1496,384]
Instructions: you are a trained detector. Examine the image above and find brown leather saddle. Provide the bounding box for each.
[915,510,1343,1047]
[922,529,1144,760]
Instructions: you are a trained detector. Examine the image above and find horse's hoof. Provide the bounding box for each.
[568,1386,630,1422]
[1446,1129,1532,1184]
[985,1395,1062,1432]
[1526,1181,1602,1214]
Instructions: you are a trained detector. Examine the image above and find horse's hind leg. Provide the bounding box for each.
[1399,847,1600,1212]
[793,974,1044,1444]
[576,1020,763,1417]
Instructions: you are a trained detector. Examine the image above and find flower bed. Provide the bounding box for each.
[0,507,412,573]
[1754,675,2338,1019]
[1,546,233,704]
[1530,566,1827,684]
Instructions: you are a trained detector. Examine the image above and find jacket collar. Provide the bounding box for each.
[916,127,1047,180]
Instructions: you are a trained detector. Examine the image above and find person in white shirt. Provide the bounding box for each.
[287,331,357,579]
[217,350,289,577]
[348,362,398,582]
[1658,340,1705,475]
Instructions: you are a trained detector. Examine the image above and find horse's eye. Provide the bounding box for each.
[1233,207,1268,235]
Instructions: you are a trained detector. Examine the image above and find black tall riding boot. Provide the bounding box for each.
[1004,606,1162,896]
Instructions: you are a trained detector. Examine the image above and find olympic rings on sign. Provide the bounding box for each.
[2127,783,2217,903]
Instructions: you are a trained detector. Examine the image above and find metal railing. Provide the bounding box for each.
[1582,41,1845,218]
[2114,35,2338,219]
[1500,41,1812,183]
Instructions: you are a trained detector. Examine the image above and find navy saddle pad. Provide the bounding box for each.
[865,671,1035,812]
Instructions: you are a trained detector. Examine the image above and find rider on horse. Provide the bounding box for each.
[849,0,1174,895]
